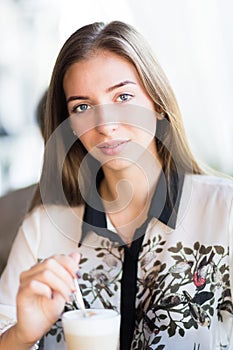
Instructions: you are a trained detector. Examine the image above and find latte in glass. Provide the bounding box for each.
[62,309,120,350]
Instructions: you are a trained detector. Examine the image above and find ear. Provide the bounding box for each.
[156,111,166,120]
[154,104,166,120]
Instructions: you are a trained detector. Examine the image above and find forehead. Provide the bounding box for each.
[63,51,140,93]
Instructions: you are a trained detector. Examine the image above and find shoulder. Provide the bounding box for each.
[22,204,85,239]
[23,204,85,224]
[186,173,233,194]
[182,175,233,211]
[21,204,85,257]
[177,174,233,229]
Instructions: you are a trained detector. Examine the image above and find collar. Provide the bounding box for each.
[80,169,184,245]
[148,168,184,228]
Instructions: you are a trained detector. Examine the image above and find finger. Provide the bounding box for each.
[42,255,76,280]
[20,264,74,301]
[39,254,80,278]
[21,270,72,302]
[19,253,82,302]
[21,255,78,290]
[54,253,80,276]
[69,252,82,265]
[18,279,53,300]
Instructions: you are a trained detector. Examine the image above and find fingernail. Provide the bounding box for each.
[76,271,81,279]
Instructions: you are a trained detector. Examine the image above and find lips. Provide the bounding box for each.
[97,139,130,155]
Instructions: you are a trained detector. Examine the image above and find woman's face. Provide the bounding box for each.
[63,50,159,172]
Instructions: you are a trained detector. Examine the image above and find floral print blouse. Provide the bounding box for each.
[0,174,233,350]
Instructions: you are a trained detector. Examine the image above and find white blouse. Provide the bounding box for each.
[0,174,233,350]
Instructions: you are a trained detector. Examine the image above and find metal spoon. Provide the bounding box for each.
[72,278,87,317]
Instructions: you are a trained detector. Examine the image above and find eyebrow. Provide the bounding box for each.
[67,95,89,103]
[66,80,136,104]
[106,80,136,93]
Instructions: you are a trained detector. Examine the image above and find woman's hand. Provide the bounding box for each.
[14,252,80,347]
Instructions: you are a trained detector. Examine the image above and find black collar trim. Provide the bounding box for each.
[79,170,184,245]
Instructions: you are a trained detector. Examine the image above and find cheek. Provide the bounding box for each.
[129,117,157,155]
[133,116,157,141]
[136,130,155,148]
[70,111,97,139]
[78,132,94,151]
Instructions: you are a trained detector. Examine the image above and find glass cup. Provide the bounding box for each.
[62,308,120,350]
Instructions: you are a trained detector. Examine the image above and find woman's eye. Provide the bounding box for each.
[117,93,133,102]
[72,104,90,113]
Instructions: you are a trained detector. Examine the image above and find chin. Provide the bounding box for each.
[102,158,136,172]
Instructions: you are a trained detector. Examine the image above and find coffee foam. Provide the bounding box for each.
[62,309,120,336]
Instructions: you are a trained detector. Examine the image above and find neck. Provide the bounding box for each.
[100,154,162,214]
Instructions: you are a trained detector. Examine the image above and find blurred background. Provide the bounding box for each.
[0,0,233,196]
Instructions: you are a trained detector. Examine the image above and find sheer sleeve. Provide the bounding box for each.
[0,215,40,336]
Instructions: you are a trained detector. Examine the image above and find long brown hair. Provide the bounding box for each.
[29,20,202,211]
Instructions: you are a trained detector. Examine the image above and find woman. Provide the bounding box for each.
[0,21,232,350]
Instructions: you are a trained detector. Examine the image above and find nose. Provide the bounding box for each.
[95,105,119,135]
[96,122,119,135]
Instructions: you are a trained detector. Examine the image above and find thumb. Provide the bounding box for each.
[69,252,82,265]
